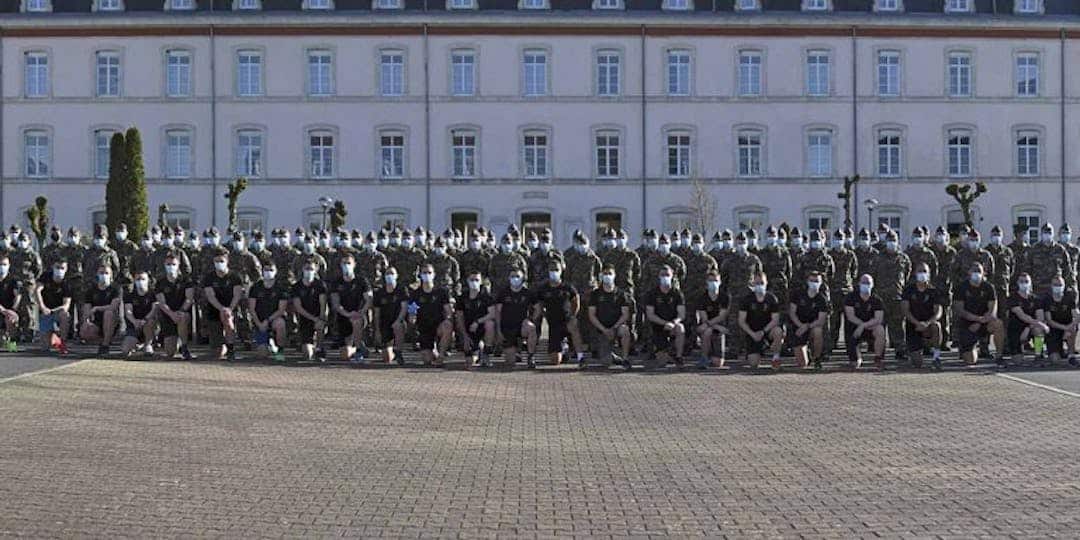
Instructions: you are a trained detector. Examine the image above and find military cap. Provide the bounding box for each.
[967,229,980,239]
[765,225,777,235]
[658,233,670,243]
[294,227,305,236]
[173,226,184,236]
[8,225,20,234]
[734,231,747,241]
[643,229,657,238]
[935,225,948,235]
[857,228,871,238]
[721,228,732,239]
[433,237,445,247]
[351,229,362,238]
[603,228,617,239]
[789,226,802,237]
[208,227,220,236]
[232,231,244,242]
[809,229,823,241]
[401,229,413,238]
[1042,223,1054,233]
[67,226,79,235]
[746,229,758,239]
[711,231,722,241]
[116,223,128,232]
[885,230,898,241]
[833,228,845,239]
[366,231,376,242]
[990,225,1002,234]
[691,233,703,242]
[1062,223,1072,233]
[843,227,854,238]
[251,230,265,240]
[93,224,108,237]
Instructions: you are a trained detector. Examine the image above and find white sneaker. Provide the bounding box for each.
[142,343,154,355]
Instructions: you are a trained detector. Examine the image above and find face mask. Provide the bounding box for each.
[366,242,378,251]
[604,239,617,249]
[501,244,513,253]
[302,270,316,282]
[16,239,30,250]
[140,239,153,250]
[468,279,481,291]
[1018,281,1032,294]
[0,265,8,277]
[262,270,276,281]
[528,240,539,250]
[93,238,106,249]
[510,276,523,288]
[859,283,872,295]
[233,241,246,251]
[341,263,354,277]
[97,273,111,286]
[53,268,66,280]
[402,238,414,249]
[1052,285,1065,296]
[645,238,659,249]
[752,284,766,295]
[990,235,1003,246]
[970,272,983,285]
[389,237,401,247]
[434,247,446,257]
[791,238,804,249]
[911,236,924,247]
[601,274,615,287]
[935,234,948,245]
[1042,233,1054,244]
[1062,234,1073,244]
[116,232,128,242]
[304,243,316,254]
[691,243,704,254]
[915,272,929,283]
[469,241,481,251]
[658,244,671,255]
[549,271,561,282]
[886,241,898,252]
[159,263,177,276]
[385,275,397,287]
[540,242,551,252]
[809,241,822,250]
[706,281,720,293]
[378,238,389,248]
[575,243,588,254]
[807,281,821,293]
[318,237,331,249]
[766,237,778,247]
[163,238,175,248]
[419,272,433,283]
[858,239,870,248]
[214,261,228,273]
[68,236,80,245]
[151,233,162,243]
[659,276,672,287]
[251,241,265,251]
[735,243,747,254]
[208,236,221,247]
[134,279,148,292]
[967,240,979,250]
[831,239,844,249]
[617,238,628,249]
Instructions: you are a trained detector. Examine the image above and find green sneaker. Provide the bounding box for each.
[6,340,18,352]
[0,338,11,352]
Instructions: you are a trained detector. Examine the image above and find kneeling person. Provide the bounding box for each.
[0,256,21,350]
[81,264,121,356]
[332,254,373,363]
[292,261,328,362]
[587,266,633,367]
[248,262,288,360]
[532,260,585,366]
[496,269,538,367]
[844,274,886,370]
[955,263,1005,367]
[645,265,686,368]
[456,271,496,367]
[409,264,454,367]
[1037,275,1079,366]
[789,271,830,370]
[372,269,408,364]
[121,271,158,358]
[901,263,944,369]
[35,260,72,354]
[202,249,244,361]
[155,253,194,360]
[739,271,784,370]
[1005,273,1047,365]
[695,271,729,368]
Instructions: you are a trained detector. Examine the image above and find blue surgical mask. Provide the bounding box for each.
[549,271,561,282]
[659,276,672,287]
[860,283,872,295]
[510,276,523,288]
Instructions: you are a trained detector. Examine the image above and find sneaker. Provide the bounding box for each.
[851,358,863,371]
[226,348,237,363]
[181,345,194,362]
[996,357,1008,370]
[577,356,588,369]
[527,357,537,369]
[316,348,327,363]
[56,341,70,356]
[1069,355,1079,368]
[97,344,109,357]
[4,339,17,353]
[932,357,943,371]
[812,357,822,371]
[770,358,781,370]
[350,351,366,365]
[142,343,154,357]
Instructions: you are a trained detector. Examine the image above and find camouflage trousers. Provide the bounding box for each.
[828,292,850,353]
[882,296,906,354]
[16,287,37,338]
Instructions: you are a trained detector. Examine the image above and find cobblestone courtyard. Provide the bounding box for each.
[2,358,1079,538]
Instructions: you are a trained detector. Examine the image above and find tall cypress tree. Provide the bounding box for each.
[121,127,150,239]
[105,131,127,235]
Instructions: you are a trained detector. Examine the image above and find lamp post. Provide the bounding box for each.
[864,198,878,230]
[318,196,334,231]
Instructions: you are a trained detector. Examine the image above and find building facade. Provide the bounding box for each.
[1,0,1079,242]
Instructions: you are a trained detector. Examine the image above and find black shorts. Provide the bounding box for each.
[845,326,878,360]
[744,326,777,356]
[501,319,524,348]
[905,322,933,352]
[957,322,991,353]
[787,325,816,347]
[651,322,676,351]
[338,314,366,338]
[159,314,178,337]
[125,321,146,338]
[297,319,319,345]
[1046,328,1069,355]
[416,318,441,350]
[546,317,569,353]
[1005,321,1031,355]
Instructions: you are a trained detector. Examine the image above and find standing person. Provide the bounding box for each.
[644,265,686,368]
[496,268,538,368]
[202,248,244,361]
[929,226,957,349]
[408,264,454,367]
[35,260,72,354]
[1004,273,1046,366]
[0,255,21,351]
[694,270,729,368]
[954,262,1006,367]
[121,270,158,358]
[247,260,289,361]
[586,265,633,368]
[292,260,328,362]
[331,253,373,364]
[455,270,496,368]
[1038,275,1079,367]
[844,274,886,370]
[9,233,41,343]
[155,252,195,360]
[788,271,830,370]
[901,262,945,370]
[738,270,784,370]
[986,225,1015,320]
[372,268,408,364]
[80,264,121,356]
[531,259,585,367]
[873,231,912,361]
[563,230,603,356]
[828,228,858,353]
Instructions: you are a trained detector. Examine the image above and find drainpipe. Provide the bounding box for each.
[0,26,5,228]
[1060,28,1067,224]
[640,25,647,233]
[210,22,218,229]
[423,23,431,229]
[850,25,859,229]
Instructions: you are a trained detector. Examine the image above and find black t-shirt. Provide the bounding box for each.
[645,287,684,323]
[203,271,243,307]
[1007,292,1039,324]
[497,287,533,328]
[0,277,21,308]
[38,277,71,310]
[291,279,328,316]
[456,290,493,325]
[84,284,120,308]
[373,285,409,324]
[901,284,942,322]
[1041,290,1078,325]
[410,286,452,324]
[588,287,630,327]
[534,281,578,322]
[334,277,371,312]
[249,281,288,320]
[698,291,730,322]
[790,289,830,324]
[155,277,192,311]
[739,292,780,332]
[956,281,997,317]
[844,292,883,324]
[126,290,156,319]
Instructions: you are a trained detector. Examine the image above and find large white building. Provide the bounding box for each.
[1,0,1078,243]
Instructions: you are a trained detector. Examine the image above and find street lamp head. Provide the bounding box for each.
[864,198,878,209]
[318,196,334,208]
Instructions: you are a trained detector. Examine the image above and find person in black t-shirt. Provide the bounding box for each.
[496,268,538,367]
[844,273,886,370]
[1037,275,1079,366]
[408,263,454,367]
[645,264,686,368]
[331,253,373,363]
[531,259,585,366]
[695,270,729,368]
[121,270,159,358]
[292,260,329,362]
[455,270,496,367]
[373,267,409,364]
[954,262,1005,366]
[80,263,121,356]
[587,265,633,368]
[1005,273,1048,364]
[35,259,72,354]
[900,262,944,369]
[247,260,289,361]
[202,248,245,361]
[0,255,22,349]
[788,271,830,370]
[155,252,194,360]
[738,270,785,370]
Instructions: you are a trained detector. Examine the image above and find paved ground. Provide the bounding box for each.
[1,352,1079,538]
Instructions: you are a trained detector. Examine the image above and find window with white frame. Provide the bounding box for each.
[24,131,49,178]
[594,0,620,8]
[451,50,475,96]
[165,129,192,179]
[1016,53,1039,97]
[448,0,474,8]
[166,50,191,97]
[523,131,549,179]
[596,50,620,97]
[237,210,266,233]
[377,211,408,231]
[374,0,400,7]
[236,50,262,96]
[161,209,192,230]
[806,130,832,177]
[95,52,120,97]
[803,0,827,10]
[805,50,829,96]
[1017,130,1040,176]
[24,52,49,97]
[306,0,331,8]
[735,209,767,231]
[595,130,619,178]
[667,49,690,96]
[520,0,546,8]
[737,130,763,177]
[1016,210,1041,243]
[236,129,263,178]
[307,50,332,96]
[878,212,902,231]
[170,0,194,9]
[947,52,971,97]
[877,129,901,177]
[736,0,758,8]
[945,0,969,12]
[1015,0,1039,13]
[236,0,259,9]
[666,131,691,178]
[876,0,898,10]
[25,0,51,11]
[807,211,832,232]
[94,129,115,179]
[309,131,334,178]
[380,131,405,179]
[452,129,477,178]
[523,50,547,97]
[380,50,404,96]
[877,50,900,96]
[663,0,689,9]
[947,129,972,177]
[738,50,762,96]
[97,0,121,10]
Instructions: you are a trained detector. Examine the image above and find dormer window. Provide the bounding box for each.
[166,0,194,10]
[94,0,123,11]
[802,0,829,11]
[1015,0,1040,13]
[592,0,622,8]
[945,0,971,13]
[22,0,52,12]
[662,0,691,10]
[303,0,332,9]
[874,0,900,11]
[447,0,476,9]
[373,0,401,8]
[735,0,758,9]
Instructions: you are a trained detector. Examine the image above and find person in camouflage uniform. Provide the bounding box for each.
[246,230,272,266]
[192,228,225,283]
[787,226,807,261]
[671,229,690,260]
[386,230,425,289]
[758,226,793,308]
[269,228,299,284]
[459,229,494,289]
[291,234,329,283]
[40,227,64,271]
[527,229,563,289]
[793,229,834,294]
[683,233,718,316]
[111,223,138,287]
[130,233,158,280]
[82,224,121,293]
[356,232,389,291]
[424,237,461,294]
[229,232,263,285]
[151,227,192,279]
[985,225,1015,320]
[853,228,879,281]
[1008,224,1030,283]
[601,229,640,299]
[904,227,939,287]
[563,230,603,351]
[324,231,354,283]
[59,228,87,311]
[928,226,957,348]
[828,228,857,353]
[721,232,763,358]
[874,231,912,359]
[1025,223,1074,296]
[9,232,41,341]
[709,229,734,274]
[488,234,529,298]
[1059,224,1080,290]
[951,229,995,298]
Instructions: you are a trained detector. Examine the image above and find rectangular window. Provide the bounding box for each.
[738,51,762,96]
[595,131,619,178]
[165,130,192,179]
[738,0,757,8]
[24,131,49,178]
[94,130,113,179]
[166,50,192,97]
[452,130,477,178]
[877,130,901,177]
[309,133,334,178]
[879,214,902,231]
[237,211,265,234]
[237,51,262,96]
[946,0,968,11]
[877,51,900,96]
[236,130,263,177]
[596,0,620,6]
[667,50,690,96]
[738,131,762,177]
[808,212,831,231]
[237,0,259,8]
[806,130,831,177]
[98,0,121,10]
[805,50,829,96]
[1017,212,1041,244]
[449,0,474,7]
[805,0,826,9]
[665,0,688,8]
[1016,0,1038,12]
[521,0,545,7]
[736,210,766,231]
[24,53,49,97]
[26,0,49,11]
[1016,53,1039,97]
[947,53,971,97]
[666,132,691,178]
[523,50,547,96]
[307,0,330,7]
[380,133,405,179]
[596,51,620,97]
[375,0,400,6]
[523,132,549,179]
[451,51,475,96]
[876,0,898,9]
[96,52,120,97]
[1017,131,1039,176]
[380,51,404,96]
[947,130,972,177]
[307,50,333,96]
[170,0,193,8]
